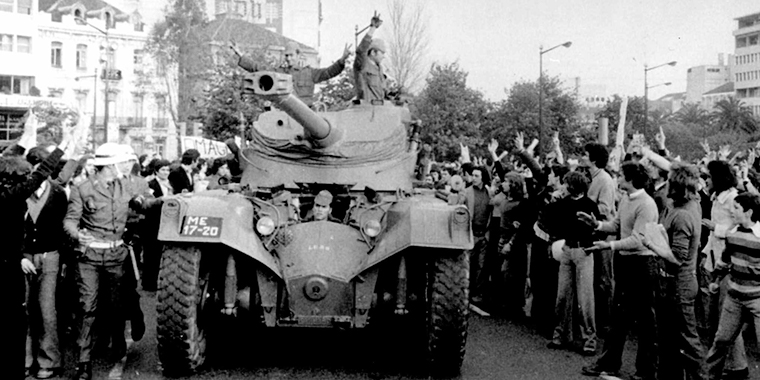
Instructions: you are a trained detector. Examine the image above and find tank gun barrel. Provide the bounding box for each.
[244,71,342,148]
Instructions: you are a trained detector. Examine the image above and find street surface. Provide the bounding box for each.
[57,290,759,380]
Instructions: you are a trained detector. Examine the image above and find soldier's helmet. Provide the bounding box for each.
[92,142,136,166]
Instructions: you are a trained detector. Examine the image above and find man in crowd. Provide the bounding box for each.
[21,147,71,379]
[582,142,617,333]
[169,148,200,194]
[465,166,492,305]
[64,143,160,380]
[579,162,660,380]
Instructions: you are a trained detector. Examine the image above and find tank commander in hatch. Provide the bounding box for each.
[305,190,340,222]
[232,40,352,107]
[354,12,387,102]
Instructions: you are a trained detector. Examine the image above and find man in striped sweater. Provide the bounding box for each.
[705,192,760,380]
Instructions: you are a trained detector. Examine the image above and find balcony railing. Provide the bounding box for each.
[153,118,169,130]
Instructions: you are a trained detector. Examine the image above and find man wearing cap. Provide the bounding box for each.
[233,40,352,107]
[64,143,161,380]
[306,190,340,222]
[354,13,387,102]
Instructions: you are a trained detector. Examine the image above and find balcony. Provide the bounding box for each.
[118,117,146,128]
[153,118,169,130]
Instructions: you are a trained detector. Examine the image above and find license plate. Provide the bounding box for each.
[181,216,222,237]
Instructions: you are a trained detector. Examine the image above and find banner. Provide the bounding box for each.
[180,136,230,158]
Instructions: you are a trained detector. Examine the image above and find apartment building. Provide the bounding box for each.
[734,11,760,116]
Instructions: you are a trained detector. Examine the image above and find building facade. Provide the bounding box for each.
[734,11,760,116]
[0,0,175,156]
[685,54,731,106]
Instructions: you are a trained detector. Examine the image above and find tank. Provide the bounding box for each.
[155,71,473,377]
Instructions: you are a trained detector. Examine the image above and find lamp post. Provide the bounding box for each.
[76,16,115,144]
[539,41,572,153]
[75,68,98,147]
[643,61,676,139]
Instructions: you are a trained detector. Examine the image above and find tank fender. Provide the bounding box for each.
[353,199,473,277]
[157,191,282,278]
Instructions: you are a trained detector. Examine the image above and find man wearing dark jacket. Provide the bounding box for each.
[169,149,200,194]
[21,147,71,379]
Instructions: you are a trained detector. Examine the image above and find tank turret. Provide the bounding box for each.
[244,71,343,148]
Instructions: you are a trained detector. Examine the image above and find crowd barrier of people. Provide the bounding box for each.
[3,105,760,380]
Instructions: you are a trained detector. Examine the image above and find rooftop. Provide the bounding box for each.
[39,0,126,15]
[703,82,734,95]
[200,17,317,54]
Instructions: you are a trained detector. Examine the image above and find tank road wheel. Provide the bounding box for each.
[425,250,469,376]
[156,245,212,375]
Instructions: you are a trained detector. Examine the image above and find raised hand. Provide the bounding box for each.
[370,11,383,28]
[341,43,353,61]
[700,140,711,154]
[513,132,525,152]
[527,138,539,156]
[488,138,498,154]
[719,145,731,160]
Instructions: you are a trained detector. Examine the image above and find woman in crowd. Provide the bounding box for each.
[143,159,172,291]
[658,163,706,380]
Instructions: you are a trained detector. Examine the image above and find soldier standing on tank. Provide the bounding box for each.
[354,13,387,102]
[232,40,352,107]
[64,144,161,380]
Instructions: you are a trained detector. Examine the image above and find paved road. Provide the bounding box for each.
[58,291,759,380]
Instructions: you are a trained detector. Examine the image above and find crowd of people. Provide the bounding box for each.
[0,112,239,380]
[417,130,759,380]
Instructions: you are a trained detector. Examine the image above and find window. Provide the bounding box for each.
[17,36,30,53]
[235,1,247,16]
[0,34,11,51]
[76,93,87,112]
[133,95,143,120]
[76,44,87,69]
[51,42,62,67]
[751,34,759,46]
[134,22,144,32]
[0,0,12,12]
[0,75,34,95]
[74,9,82,18]
[17,0,30,14]
[105,12,113,29]
[737,37,747,48]
[105,48,116,69]
[133,49,143,72]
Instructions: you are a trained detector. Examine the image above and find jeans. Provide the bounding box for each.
[705,294,760,380]
[657,268,706,380]
[25,251,61,370]
[76,245,128,364]
[594,246,614,335]
[552,246,596,351]
[468,233,488,301]
[595,255,660,378]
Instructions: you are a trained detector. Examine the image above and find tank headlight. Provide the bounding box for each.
[453,207,469,224]
[256,217,276,236]
[363,220,382,238]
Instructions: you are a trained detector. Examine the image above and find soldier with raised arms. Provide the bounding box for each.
[354,12,387,102]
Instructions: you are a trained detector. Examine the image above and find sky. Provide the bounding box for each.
[317,0,759,101]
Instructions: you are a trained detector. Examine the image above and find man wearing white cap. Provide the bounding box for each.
[354,12,387,102]
[64,143,160,380]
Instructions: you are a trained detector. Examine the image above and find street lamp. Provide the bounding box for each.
[644,61,676,139]
[539,41,572,153]
[75,16,115,144]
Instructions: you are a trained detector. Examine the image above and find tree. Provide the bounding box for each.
[315,68,356,112]
[385,0,429,94]
[194,54,264,142]
[674,102,710,126]
[485,75,586,156]
[414,62,490,161]
[711,97,758,134]
[145,0,208,126]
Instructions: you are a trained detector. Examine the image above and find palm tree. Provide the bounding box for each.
[711,97,758,134]
[674,103,710,126]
